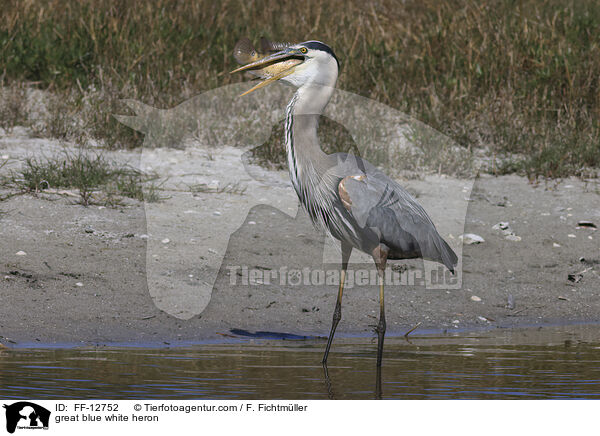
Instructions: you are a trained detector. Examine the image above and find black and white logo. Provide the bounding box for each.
[3,402,50,434]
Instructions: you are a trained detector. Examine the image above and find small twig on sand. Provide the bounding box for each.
[216,332,239,339]
[404,322,422,337]
[506,305,544,317]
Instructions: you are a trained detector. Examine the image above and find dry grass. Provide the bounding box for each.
[0,80,29,133]
[0,0,599,179]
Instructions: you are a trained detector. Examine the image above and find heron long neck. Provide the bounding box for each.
[284,83,335,196]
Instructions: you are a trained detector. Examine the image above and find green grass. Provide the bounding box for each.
[0,0,599,179]
[2,152,161,206]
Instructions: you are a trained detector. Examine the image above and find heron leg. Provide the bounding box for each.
[373,245,388,367]
[375,274,386,367]
[322,242,352,365]
[375,365,383,399]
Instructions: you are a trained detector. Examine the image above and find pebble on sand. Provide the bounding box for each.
[492,221,521,241]
[75,282,83,287]
[15,251,27,256]
[470,295,482,302]
[161,238,170,244]
[505,234,522,242]
[459,233,485,244]
[553,242,561,248]
[492,222,510,231]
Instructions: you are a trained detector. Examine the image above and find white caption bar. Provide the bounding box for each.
[0,400,595,435]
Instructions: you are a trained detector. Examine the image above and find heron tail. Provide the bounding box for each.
[420,230,458,274]
[433,233,458,274]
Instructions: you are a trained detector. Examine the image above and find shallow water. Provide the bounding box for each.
[1,326,600,399]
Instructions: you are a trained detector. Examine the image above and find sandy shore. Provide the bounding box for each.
[1,131,599,346]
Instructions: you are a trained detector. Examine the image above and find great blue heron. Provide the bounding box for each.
[232,40,458,367]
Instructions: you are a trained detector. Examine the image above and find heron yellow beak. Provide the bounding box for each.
[231,49,303,96]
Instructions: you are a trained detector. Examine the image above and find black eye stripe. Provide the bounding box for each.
[301,41,339,67]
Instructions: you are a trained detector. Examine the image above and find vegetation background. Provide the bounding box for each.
[1,0,598,179]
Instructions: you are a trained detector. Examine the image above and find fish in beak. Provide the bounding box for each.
[231,38,303,96]
[233,37,262,66]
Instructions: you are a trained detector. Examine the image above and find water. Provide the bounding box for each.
[1,326,600,399]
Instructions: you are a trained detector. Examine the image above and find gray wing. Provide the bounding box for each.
[337,157,457,272]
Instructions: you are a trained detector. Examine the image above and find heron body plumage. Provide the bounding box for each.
[283,73,457,272]
[233,39,458,366]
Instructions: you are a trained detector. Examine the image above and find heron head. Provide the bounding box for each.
[231,40,339,96]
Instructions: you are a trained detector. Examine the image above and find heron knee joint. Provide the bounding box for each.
[376,319,386,334]
[333,304,342,322]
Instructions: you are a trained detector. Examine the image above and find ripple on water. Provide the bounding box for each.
[1,326,600,399]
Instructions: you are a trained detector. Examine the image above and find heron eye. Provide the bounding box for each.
[300,47,308,54]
